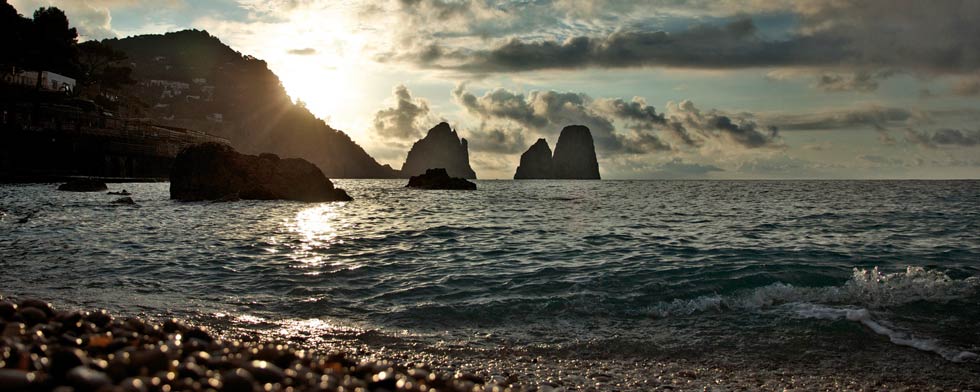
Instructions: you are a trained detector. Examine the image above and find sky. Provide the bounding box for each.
[10,0,980,179]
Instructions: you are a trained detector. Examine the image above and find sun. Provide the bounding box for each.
[244,3,372,135]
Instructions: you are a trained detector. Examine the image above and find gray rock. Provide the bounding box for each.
[58,179,108,192]
[111,197,136,205]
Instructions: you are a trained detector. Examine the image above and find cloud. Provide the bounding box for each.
[665,100,781,149]
[10,0,185,40]
[452,85,779,155]
[951,75,980,96]
[655,158,724,177]
[814,70,897,92]
[452,85,677,154]
[905,129,980,148]
[766,106,918,131]
[463,124,527,154]
[371,85,435,141]
[385,0,980,82]
[410,18,843,73]
[287,47,317,55]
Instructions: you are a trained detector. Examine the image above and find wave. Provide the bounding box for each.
[792,304,978,362]
[648,266,980,362]
[649,266,979,317]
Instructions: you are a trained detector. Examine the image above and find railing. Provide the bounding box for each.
[1,105,230,151]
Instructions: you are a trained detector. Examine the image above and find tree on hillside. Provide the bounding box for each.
[27,6,78,90]
[0,0,30,77]
[77,40,135,102]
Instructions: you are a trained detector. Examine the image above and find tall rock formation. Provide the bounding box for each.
[552,125,600,179]
[513,125,600,179]
[514,138,554,179]
[400,122,477,179]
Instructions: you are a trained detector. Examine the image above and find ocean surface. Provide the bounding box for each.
[2,180,979,379]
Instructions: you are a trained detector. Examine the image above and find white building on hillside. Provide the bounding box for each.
[3,70,76,92]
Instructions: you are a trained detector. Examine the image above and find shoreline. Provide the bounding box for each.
[3,297,979,391]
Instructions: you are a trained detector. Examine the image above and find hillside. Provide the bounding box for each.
[103,30,398,178]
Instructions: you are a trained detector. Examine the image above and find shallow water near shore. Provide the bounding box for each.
[2,180,980,388]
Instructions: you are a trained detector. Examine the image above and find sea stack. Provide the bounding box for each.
[400,122,477,179]
[553,125,600,179]
[170,143,352,202]
[514,138,555,179]
[513,125,600,179]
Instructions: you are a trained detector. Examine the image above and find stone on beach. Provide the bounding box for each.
[169,143,352,202]
[406,168,477,190]
[0,297,511,392]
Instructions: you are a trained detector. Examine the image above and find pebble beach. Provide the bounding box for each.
[3,296,980,391]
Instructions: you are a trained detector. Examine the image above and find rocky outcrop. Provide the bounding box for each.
[512,126,600,179]
[170,143,352,202]
[514,138,554,179]
[406,168,476,190]
[57,179,108,192]
[552,125,600,179]
[400,122,476,179]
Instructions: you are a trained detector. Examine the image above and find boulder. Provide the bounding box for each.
[111,197,136,205]
[552,125,600,179]
[57,179,108,192]
[514,138,554,179]
[401,122,477,179]
[170,143,352,202]
[406,168,476,190]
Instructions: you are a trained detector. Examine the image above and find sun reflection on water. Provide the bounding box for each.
[288,203,348,268]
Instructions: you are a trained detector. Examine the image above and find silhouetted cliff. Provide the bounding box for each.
[103,30,398,178]
[514,138,554,179]
[400,122,476,179]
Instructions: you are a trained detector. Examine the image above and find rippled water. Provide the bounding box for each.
[2,180,980,369]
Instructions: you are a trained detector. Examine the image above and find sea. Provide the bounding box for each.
[2,180,979,388]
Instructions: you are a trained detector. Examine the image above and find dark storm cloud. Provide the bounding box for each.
[393,1,980,76]
[667,100,781,149]
[905,129,980,148]
[287,48,317,55]
[435,18,843,73]
[372,85,433,140]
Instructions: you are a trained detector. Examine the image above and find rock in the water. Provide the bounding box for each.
[406,168,476,190]
[400,122,477,179]
[169,143,352,202]
[514,138,554,179]
[107,190,131,196]
[111,197,136,205]
[58,179,108,192]
[552,125,600,179]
